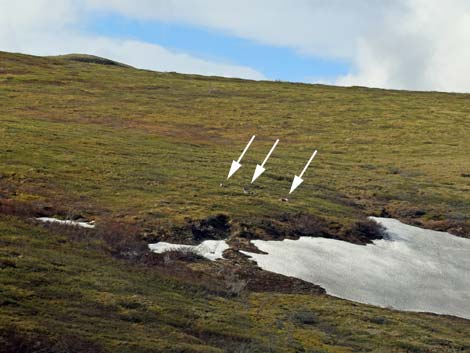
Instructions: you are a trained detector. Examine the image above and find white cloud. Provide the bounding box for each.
[336,0,470,92]
[85,0,389,58]
[0,0,80,30]
[85,0,470,92]
[0,0,265,80]
[2,0,470,91]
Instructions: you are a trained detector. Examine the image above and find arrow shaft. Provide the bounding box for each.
[299,150,317,178]
[237,135,256,162]
[261,139,279,167]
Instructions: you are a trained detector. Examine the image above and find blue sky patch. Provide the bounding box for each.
[84,13,350,83]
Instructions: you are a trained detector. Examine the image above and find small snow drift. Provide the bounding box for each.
[241,217,470,320]
[149,240,229,261]
[36,217,95,229]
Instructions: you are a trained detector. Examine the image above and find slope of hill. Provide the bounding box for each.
[49,54,131,67]
[0,51,469,352]
[1,51,469,234]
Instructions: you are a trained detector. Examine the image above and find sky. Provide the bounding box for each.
[1,0,470,92]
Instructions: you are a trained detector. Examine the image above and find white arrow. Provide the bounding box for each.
[289,150,318,194]
[251,139,279,183]
[227,135,256,179]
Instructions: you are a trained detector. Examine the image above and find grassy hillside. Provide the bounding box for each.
[1,51,469,233]
[1,215,470,353]
[0,51,469,352]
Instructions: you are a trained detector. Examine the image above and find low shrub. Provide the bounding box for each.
[289,310,319,326]
[96,221,148,260]
[191,213,231,241]
[251,212,333,240]
[0,326,104,353]
[344,219,385,242]
[162,248,205,264]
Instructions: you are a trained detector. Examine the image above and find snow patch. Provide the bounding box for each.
[241,217,470,320]
[149,240,229,261]
[36,217,95,229]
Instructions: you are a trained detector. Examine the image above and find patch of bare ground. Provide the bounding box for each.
[143,248,325,297]
[378,205,470,239]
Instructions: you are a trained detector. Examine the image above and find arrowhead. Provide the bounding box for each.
[289,175,303,194]
[251,164,265,183]
[227,160,242,179]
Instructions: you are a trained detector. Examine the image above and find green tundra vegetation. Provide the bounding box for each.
[2,216,470,353]
[0,51,469,352]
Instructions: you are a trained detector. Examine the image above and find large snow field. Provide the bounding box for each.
[242,218,470,319]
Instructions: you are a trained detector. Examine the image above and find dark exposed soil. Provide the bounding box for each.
[377,205,470,239]
[221,249,325,295]
[2,194,469,299]
[145,249,325,296]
